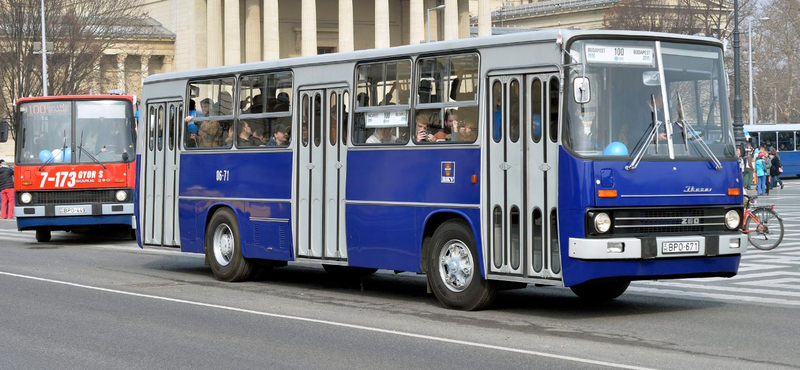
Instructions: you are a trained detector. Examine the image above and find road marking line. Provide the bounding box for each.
[0,270,657,370]
[628,286,800,307]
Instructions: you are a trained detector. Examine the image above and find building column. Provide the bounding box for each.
[207,0,224,67]
[478,0,491,37]
[224,0,242,65]
[163,55,174,73]
[245,0,261,63]
[375,0,390,48]
[117,53,127,91]
[140,55,150,82]
[444,0,458,40]
[409,0,423,44]
[458,0,469,39]
[263,0,280,60]
[339,0,354,52]
[301,0,317,56]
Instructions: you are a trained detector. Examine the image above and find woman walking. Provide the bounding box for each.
[770,150,784,190]
[755,152,767,195]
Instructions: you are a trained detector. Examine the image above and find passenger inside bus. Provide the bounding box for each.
[267,125,290,146]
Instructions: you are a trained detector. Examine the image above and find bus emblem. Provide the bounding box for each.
[684,186,712,193]
[441,162,455,183]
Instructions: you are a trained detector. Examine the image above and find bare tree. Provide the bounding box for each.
[753,0,800,123]
[0,0,149,138]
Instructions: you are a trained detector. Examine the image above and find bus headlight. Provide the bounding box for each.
[115,190,127,202]
[20,192,32,204]
[725,210,740,230]
[594,213,612,233]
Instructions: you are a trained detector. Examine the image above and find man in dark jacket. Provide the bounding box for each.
[0,159,14,219]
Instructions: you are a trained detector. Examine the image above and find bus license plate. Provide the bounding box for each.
[662,241,699,254]
[58,206,88,215]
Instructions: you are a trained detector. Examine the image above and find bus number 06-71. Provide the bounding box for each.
[216,170,230,182]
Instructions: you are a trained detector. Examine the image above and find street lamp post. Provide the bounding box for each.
[40,0,48,96]
[748,17,769,125]
[426,4,446,43]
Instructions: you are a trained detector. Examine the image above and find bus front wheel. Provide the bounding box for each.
[35,230,51,243]
[570,279,630,302]
[427,220,496,311]
[205,208,256,282]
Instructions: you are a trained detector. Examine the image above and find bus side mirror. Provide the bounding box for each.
[0,120,8,143]
[190,86,200,98]
[573,77,591,104]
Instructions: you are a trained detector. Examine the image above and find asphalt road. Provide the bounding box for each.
[0,179,798,369]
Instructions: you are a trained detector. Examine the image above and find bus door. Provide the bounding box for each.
[161,102,182,246]
[142,100,180,246]
[297,88,348,260]
[487,73,562,280]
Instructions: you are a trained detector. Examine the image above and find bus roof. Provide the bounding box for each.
[16,95,134,104]
[743,123,800,132]
[144,29,723,85]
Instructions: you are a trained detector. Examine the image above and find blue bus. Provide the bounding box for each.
[137,30,746,310]
[743,123,800,176]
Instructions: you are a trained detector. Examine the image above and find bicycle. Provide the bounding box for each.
[742,195,784,251]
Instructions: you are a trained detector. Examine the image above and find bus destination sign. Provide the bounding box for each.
[24,102,70,116]
[585,44,654,66]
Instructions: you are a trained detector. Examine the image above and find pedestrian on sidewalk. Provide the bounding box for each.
[770,150,784,190]
[0,159,14,219]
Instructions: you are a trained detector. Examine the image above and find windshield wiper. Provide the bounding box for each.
[75,145,108,170]
[626,94,662,170]
[676,93,722,170]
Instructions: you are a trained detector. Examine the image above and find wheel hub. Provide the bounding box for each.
[438,240,474,293]
[213,224,234,267]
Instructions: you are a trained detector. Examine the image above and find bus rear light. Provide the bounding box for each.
[597,190,617,198]
[727,188,740,196]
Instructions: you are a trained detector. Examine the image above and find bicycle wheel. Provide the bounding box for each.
[745,208,784,251]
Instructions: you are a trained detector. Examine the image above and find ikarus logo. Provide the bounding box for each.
[684,186,712,193]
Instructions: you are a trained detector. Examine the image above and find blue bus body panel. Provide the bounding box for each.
[346,148,481,204]
[17,215,133,231]
[558,149,742,286]
[778,151,800,176]
[177,151,294,261]
[346,148,481,273]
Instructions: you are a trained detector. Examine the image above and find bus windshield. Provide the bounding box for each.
[565,40,736,160]
[16,99,134,165]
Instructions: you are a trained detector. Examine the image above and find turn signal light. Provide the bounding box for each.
[727,188,740,196]
[597,189,617,198]
[21,180,33,186]
[471,174,477,184]
[114,178,125,183]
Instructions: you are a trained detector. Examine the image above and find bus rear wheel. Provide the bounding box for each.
[35,230,51,243]
[205,208,256,282]
[427,220,496,311]
[570,279,630,302]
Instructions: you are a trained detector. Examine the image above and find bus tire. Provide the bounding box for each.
[570,279,630,302]
[205,208,255,282]
[322,265,378,278]
[427,220,496,311]
[36,230,51,243]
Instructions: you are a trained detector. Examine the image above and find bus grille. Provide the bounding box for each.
[612,207,728,235]
[31,190,117,205]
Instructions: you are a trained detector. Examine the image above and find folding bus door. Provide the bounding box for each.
[525,74,562,280]
[323,88,349,261]
[487,73,562,281]
[297,87,349,261]
[487,76,524,276]
[142,102,164,245]
[161,102,182,246]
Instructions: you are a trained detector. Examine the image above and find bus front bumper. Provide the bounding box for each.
[15,203,134,218]
[568,234,746,260]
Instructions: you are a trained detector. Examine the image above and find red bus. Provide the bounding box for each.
[1,95,137,242]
